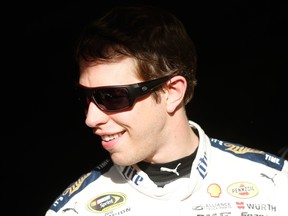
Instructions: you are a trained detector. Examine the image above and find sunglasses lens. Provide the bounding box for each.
[76,88,91,111]
[93,88,130,111]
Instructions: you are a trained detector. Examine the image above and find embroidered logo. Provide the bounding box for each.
[227,182,258,199]
[224,143,264,154]
[122,166,144,185]
[62,202,78,214]
[207,183,222,198]
[260,173,277,186]
[197,152,208,178]
[87,192,127,213]
[160,163,181,176]
[63,172,91,197]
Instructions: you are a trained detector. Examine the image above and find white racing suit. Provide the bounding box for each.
[45,121,288,216]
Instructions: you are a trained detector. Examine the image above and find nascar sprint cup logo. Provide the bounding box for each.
[88,192,127,213]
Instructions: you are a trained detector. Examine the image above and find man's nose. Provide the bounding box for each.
[85,102,109,128]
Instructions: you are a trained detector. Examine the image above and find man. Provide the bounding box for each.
[45,4,288,216]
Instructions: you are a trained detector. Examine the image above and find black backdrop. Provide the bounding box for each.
[4,1,287,216]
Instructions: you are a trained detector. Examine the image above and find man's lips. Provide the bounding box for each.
[101,131,124,142]
[99,131,125,150]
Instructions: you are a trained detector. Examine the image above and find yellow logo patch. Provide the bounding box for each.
[227,182,258,199]
[87,192,127,213]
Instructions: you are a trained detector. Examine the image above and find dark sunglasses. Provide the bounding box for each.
[77,76,171,112]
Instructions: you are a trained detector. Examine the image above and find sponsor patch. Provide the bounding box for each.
[210,138,285,171]
[207,183,222,198]
[87,192,127,213]
[227,182,258,199]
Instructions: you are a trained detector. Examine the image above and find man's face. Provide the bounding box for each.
[79,58,169,166]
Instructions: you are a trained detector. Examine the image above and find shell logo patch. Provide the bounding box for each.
[227,182,258,199]
[207,183,222,198]
[87,192,127,213]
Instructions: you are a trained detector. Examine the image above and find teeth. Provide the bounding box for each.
[101,132,122,142]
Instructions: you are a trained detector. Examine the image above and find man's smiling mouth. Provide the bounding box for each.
[101,132,124,142]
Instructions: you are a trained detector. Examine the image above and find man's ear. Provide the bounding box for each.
[165,76,187,113]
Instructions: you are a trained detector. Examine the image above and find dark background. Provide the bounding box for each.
[4,1,287,216]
